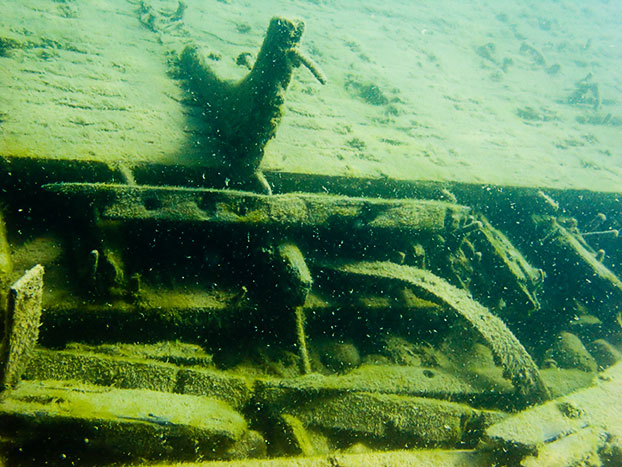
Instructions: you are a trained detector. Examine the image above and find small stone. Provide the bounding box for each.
[588,339,621,370]
[315,339,360,373]
[568,313,603,342]
[546,332,597,373]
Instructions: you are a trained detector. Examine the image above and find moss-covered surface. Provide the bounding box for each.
[521,426,606,467]
[2,334,615,465]
[24,345,252,410]
[465,216,542,314]
[0,265,44,389]
[253,360,509,452]
[69,340,215,367]
[0,16,620,458]
[545,331,598,373]
[44,182,468,235]
[274,243,313,308]
[313,260,550,406]
[0,210,11,294]
[177,368,253,411]
[539,368,596,399]
[530,216,622,323]
[256,364,511,407]
[24,346,179,392]
[266,391,496,449]
[1,174,620,463]
[177,16,324,192]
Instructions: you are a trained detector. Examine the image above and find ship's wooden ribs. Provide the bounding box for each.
[313,260,551,407]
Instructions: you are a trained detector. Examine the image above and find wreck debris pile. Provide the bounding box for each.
[0,0,620,464]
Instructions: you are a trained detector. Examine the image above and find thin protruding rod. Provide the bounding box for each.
[582,229,619,238]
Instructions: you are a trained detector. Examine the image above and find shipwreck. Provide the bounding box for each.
[0,1,621,466]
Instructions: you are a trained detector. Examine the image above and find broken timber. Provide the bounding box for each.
[468,217,543,312]
[269,391,493,449]
[314,261,551,406]
[0,265,44,391]
[23,346,253,411]
[256,364,513,407]
[531,215,622,322]
[178,16,326,194]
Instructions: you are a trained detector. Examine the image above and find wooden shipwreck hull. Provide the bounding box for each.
[0,166,620,465]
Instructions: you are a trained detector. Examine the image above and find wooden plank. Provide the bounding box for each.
[484,361,622,464]
[0,380,253,462]
[0,265,44,390]
[44,182,469,235]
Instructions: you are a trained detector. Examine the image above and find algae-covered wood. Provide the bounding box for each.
[44,182,468,233]
[1,0,622,190]
[315,261,550,405]
[0,380,255,462]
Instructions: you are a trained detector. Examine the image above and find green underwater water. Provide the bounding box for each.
[0,0,621,465]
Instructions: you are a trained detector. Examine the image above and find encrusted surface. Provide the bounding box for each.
[44,183,468,234]
[0,379,252,462]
